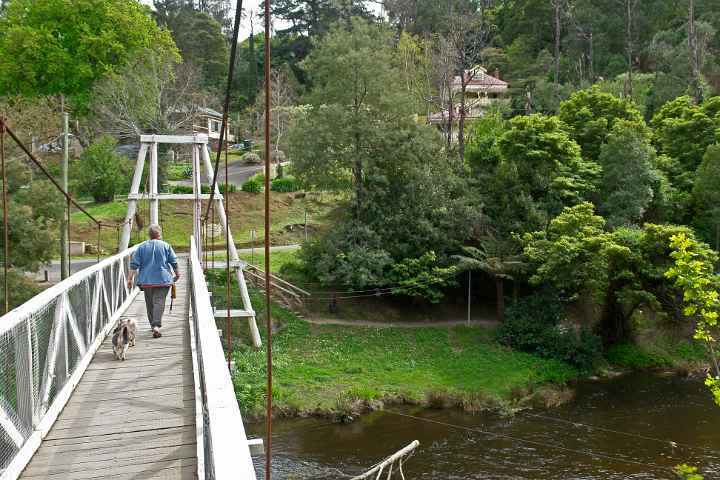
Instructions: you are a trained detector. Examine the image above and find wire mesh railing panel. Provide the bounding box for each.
[0,246,138,475]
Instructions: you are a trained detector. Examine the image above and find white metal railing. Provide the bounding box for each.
[0,246,140,478]
[188,237,256,479]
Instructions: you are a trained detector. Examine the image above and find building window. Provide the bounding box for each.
[211,120,220,132]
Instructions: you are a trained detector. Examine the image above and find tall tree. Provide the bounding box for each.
[551,0,564,86]
[0,0,177,108]
[692,144,720,249]
[89,51,208,140]
[255,66,297,159]
[265,0,372,37]
[446,1,495,163]
[619,0,640,97]
[689,0,703,103]
[166,9,229,89]
[558,86,643,161]
[495,114,600,227]
[247,15,259,106]
[291,19,411,215]
[597,120,660,227]
[651,95,719,207]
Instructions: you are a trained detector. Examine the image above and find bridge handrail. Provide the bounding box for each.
[0,246,140,478]
[189,236,256,479]
[0,246,139,337]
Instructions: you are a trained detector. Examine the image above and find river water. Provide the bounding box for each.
[247,373,720,479]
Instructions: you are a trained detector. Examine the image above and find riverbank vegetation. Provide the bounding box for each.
[228,289,578,419]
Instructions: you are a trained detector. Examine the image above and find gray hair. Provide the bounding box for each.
[148,224,162,239]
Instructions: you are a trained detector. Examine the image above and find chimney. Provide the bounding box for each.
[494,68,501,80]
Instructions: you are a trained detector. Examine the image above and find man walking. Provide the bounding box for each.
[127,224,180,338]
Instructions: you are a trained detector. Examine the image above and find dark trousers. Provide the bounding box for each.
[143,287,170,328]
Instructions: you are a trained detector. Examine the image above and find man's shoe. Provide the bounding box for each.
[152,327,162,338]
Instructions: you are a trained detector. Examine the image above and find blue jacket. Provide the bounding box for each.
[129,240,178,286]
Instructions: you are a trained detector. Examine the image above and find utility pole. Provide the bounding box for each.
[60,111,69,280]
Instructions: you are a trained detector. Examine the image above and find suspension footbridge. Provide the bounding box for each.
[0,131,260,479]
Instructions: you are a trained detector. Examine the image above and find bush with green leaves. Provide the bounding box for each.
[76,136,129,202]
[200,183,235,194]
[242,178,263,193]
[389,251,458,304]
[496,290,602,371]
[270,176,300,193]
[166,163,192,181]
[241,152,261,164]
[167,184,235,194]
[167,185,193,194]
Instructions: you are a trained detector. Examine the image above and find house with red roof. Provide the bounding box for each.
[428,66,509,130]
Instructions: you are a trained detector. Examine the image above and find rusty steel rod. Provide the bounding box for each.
[1,119,9,314]
[264,0,273,476]
[204,0,244,221]
[225,133,232,369]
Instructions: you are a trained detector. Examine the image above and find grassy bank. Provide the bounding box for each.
[66,191,339,255]
[229,290,577,419]
[605,340,707,371]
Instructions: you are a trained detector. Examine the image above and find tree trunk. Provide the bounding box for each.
[689,0,703,103]
[446,76,454,149]
[495,277,505,322]
[458,81,466,165]
[553,0,561,86]
[599,280,630,345]
[588,32,594,81]
[353,132,363,217]
[624,0,633,98]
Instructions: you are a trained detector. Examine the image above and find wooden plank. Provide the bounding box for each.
[22,458,197,479]
[67,385,194,403]
[40,426,195,450]
[23,444,196,473]
[18,269,198,480]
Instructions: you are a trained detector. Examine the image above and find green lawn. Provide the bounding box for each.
[66,191,340,256]
[207,265,577,418]
[229,293,577,417]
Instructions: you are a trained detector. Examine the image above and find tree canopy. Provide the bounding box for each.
[0,0,178,107]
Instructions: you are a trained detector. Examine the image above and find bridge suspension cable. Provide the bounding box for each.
[0,117,130,314]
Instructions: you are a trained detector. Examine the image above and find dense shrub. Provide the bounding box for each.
[242,179,263,193]
[167,184,236,194]
[259,149,286,163]
[241,152,261,164]
[270,176,300,192]
[201,183,236,194]
[76,136,129,202]
[166,163,192,181]
[497,291,602,371]
[168,185,192,194]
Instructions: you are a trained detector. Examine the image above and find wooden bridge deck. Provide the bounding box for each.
[19,281,197,480]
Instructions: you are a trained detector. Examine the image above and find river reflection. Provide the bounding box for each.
[247,373,720,479]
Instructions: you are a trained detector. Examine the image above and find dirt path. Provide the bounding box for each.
[301,317,499,328]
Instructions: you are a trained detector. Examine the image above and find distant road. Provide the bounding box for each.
[173,161,264,187]
[34,244,300,283]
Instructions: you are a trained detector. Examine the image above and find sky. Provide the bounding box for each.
[141,1,384,41]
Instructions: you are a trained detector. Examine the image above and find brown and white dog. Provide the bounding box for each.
[112,317,137,360]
